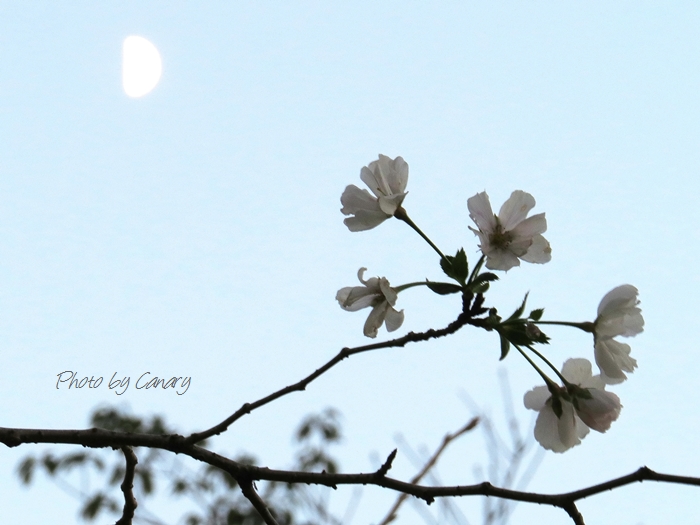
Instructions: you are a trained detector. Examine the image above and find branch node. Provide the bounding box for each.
[375,449,398,477]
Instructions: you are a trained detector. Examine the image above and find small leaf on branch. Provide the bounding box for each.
[499,334,511,360]
[425,280,463,295]
[507,292,530,321]
[440,248,469,284]
[529,308,544,321]
[471,281,490,293]
[467,272,498,293]
[470,272,499,286]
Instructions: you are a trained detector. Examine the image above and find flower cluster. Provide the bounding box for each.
[336,154,644,453]
[522,285,643,452]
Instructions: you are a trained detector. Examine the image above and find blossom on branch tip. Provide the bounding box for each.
[336,268,404,338]
[594,285,644,384]
[524,358,621,453]
[467,190,551,271]
[340,155,408,231]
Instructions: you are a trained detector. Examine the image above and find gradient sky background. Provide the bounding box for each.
[1,2,699,524]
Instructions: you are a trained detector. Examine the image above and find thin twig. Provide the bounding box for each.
[185,293,488,444]
[239,478,280,525]
[115,446,138,525]
[378,417,479,525]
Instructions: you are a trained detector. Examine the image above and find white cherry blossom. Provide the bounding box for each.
[524,359,621,453]
[594,285,644,384]
[336,268,404,338]
[467,190,551,271]
[340,155,408,231]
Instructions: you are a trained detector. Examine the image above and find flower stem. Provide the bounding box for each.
[394,281,431,293]
[394,207,447,261]
[512,343,558,389]
[466,254,486,285]
[535,320,595,333]
[525,344,568,385]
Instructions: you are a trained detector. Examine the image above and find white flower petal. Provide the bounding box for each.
[520,234,552,264]
[388,155,409,194]
[484,249,521,271]
[597,285,639,317]
[532,402,584,453]
[561,358,594,385]
[498,190,536,231]
[378,193,407,216]
[594,338,637,384]
[384,306,405,332]
[556,403,583,451]
[595,286,644,339]
[335,286,376,311]
[340,185,381,215]
[467,192,496,233]
[343,211,390,232]
[363,301,389,338]
[378,277,398,306]
[524,385,551,411]
[575,390,621,432]
[511,213,547,239]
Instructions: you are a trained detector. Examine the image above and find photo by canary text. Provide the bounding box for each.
[55,371,191,395]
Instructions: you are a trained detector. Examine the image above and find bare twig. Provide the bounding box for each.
[185,292,489,445]
[378,418,479,525]
[115,446,138,525]
[239,478,280,525]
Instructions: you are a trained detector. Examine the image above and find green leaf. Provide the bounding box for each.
[470,281,490,293]
[440,254,453,277]
[499,334,511,360]
[529,308,544,321]
[440,248,469,284]
[471,272,499,285]
[451,248,469,283]
[425,280,463,295]
[507,292,530,321]
[467,272,498,293]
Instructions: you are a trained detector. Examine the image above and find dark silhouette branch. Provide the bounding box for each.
[186,292,489,445]
[239,478,280,525]
[114,446,138,525]
[1,425,697,525]
[376,449,398,477]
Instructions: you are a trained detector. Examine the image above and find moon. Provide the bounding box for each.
[122,36,162,98]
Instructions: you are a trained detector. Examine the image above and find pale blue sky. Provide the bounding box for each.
[1,2,699,524]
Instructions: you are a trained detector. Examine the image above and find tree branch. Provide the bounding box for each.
[2,425,696,525]
[239,477,280,525]
[186,292,489,444]
[115,446,138,525]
